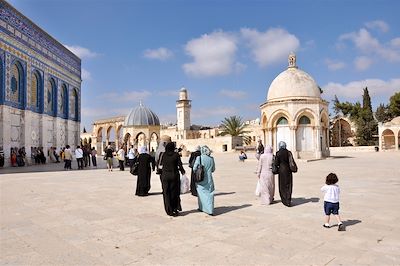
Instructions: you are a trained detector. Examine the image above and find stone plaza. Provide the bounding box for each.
[1,150,399,265]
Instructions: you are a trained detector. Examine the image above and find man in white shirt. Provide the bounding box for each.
[75,145,84,170]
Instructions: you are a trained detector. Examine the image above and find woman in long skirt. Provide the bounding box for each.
[193,145,215,215]
[160,142,185,216]
[255,145,275,205]
[135,146,155,196]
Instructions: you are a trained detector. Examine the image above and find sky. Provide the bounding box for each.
[7,0,400,131]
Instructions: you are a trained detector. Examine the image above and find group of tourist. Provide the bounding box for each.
[10,147,27,166]
[126,136,215,217]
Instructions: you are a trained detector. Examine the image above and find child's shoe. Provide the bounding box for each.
[338,223,346,231]
[323,223,330,228]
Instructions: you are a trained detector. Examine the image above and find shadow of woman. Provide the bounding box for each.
[180,204,252,216]
[291,197,320,206]
[213,204,252,216]
[214,192,236,197]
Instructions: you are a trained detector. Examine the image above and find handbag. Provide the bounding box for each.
[195,155,205,182]
[130,162,139,175]
[288,151,298,173]
[103,155,107,160]
[255,180,261,196]
[272,155,279,175]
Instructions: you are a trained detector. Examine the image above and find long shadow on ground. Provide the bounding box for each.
[180,204,252,217]
[291,197,320,206]
[215,192,236,197]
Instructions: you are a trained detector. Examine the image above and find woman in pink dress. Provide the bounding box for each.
[255,145,275,205]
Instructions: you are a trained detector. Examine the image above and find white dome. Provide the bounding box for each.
[267,54,320,101]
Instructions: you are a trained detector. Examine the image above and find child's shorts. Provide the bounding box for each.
[324,201,339,215]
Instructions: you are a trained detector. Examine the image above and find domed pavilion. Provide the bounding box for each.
[260,53,330,159]
[123,102,161,151]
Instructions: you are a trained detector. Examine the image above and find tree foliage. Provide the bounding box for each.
[375,104,391,123]
[389,92,400,118]
[334,87,377,146]
[219,115,251,144]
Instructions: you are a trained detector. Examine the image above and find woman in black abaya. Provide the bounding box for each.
[134,146,155,196]
[160,142,186,216]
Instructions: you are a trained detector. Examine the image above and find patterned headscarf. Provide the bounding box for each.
[201,145,212,156]
[279,141,287,149]
[265,145,273,154]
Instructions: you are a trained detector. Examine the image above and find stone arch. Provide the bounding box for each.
[136,132,147,148]
[331,118,353,147]
[150,132,159,154]
[261,112,268,129]
[124,133,132,147]
[10,60,25,108]
[268,109,292,128]
[96,127,104,152]
[116,125,123,145]
[30,69,42,111]
[47,77,57,115]
[382,129,395,150]
[294,108,316,126]
[106,126,116,148]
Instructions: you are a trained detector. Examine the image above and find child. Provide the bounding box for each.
[321,173,345,231]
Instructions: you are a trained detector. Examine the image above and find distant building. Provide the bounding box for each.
[379,116,400,151]
[0,1,81,166]
[260,53,330,159]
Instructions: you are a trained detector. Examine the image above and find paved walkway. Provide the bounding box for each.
[1,151,399,265]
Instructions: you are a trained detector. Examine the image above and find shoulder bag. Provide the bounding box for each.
[288,151,298,173]
[195,155,205,182]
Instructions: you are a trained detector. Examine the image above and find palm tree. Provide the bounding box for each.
[219,115,252,145]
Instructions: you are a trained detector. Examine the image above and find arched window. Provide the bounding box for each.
[47,78,56,115]
[72,88,79,120]
[60,84,68,118]
[277,117,288,125]
[31,71,42,110]
[299,116,311,125]
[10,62,24,107]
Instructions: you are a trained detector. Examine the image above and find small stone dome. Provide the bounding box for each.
[267,54,321,101]
[124,102,160,126]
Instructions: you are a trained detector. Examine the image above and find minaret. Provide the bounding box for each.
[176,87,191,130]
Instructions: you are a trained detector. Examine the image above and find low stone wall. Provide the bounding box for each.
[329,146,376,153]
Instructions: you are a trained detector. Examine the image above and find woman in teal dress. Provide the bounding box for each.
[193,145,215,215]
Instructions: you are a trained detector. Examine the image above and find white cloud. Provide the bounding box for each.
[98,90,152,102]
[339,28,400,62]
[183,31,238,77]
[219,89,247,99]
[191,106,237,119]
[365,20,389,33]
[143,47,173,61]
[390,37,400,48]
[241,27,300,67]
[64,45,98,59]
[325,58,346,71]
[354,56,373,71]
[322,78,400,100]
[81,68,92,81]
[157,90,179,97]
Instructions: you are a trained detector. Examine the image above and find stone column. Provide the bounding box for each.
[290,126,296,157]
[315,126,322,159]
[395,129,399,151]
[378,128,383,151]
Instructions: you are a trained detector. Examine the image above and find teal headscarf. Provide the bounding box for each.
[201,145,212,156]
